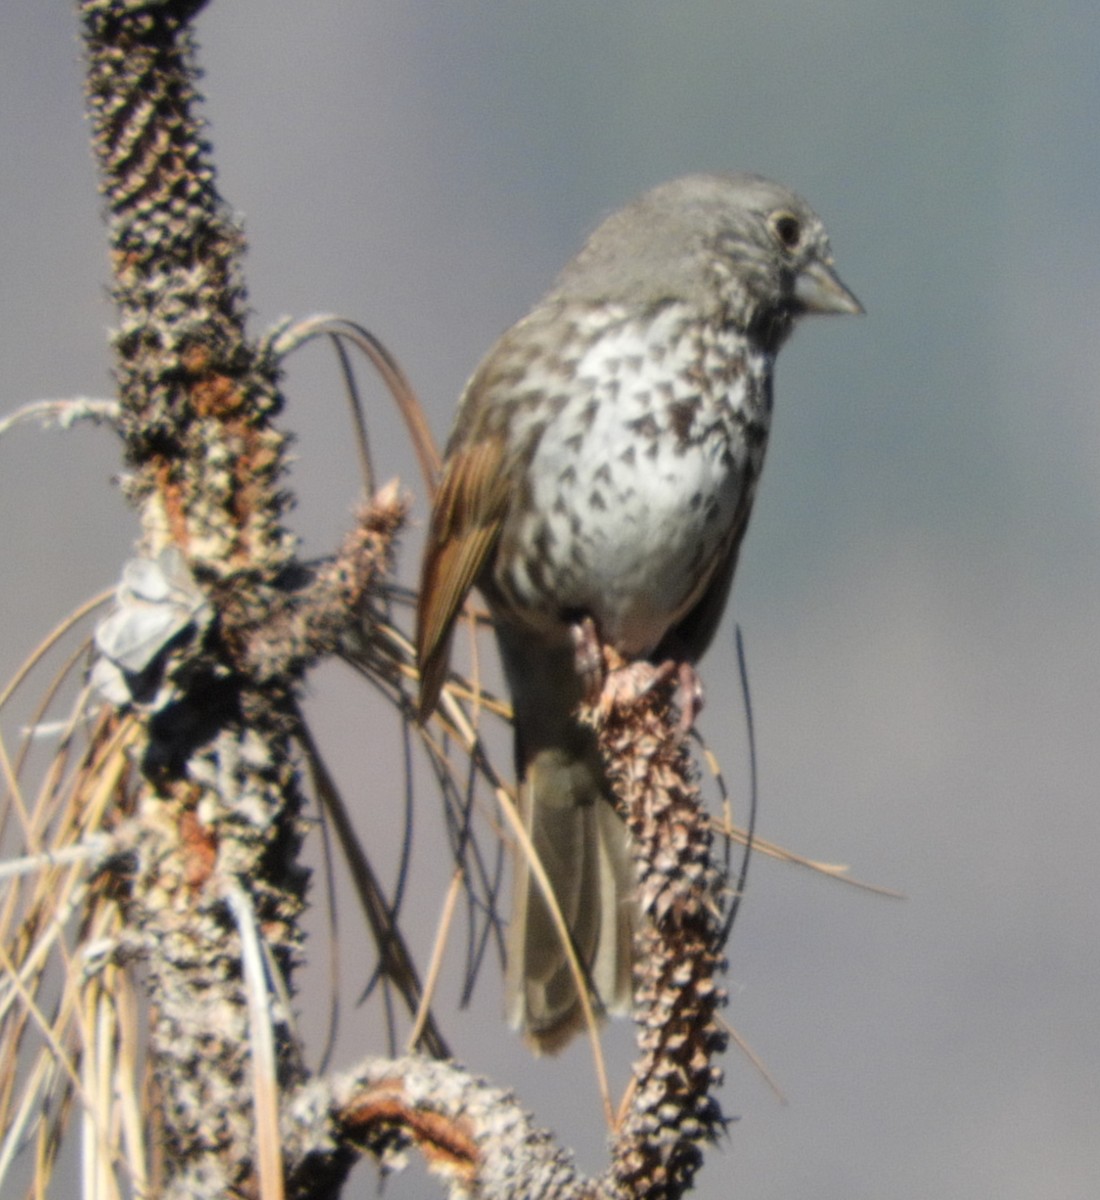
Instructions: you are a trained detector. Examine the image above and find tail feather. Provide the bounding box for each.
[497,625,635,1053]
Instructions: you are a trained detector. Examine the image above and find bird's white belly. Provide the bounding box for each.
[498,339,763,656]
[531,408,746,654]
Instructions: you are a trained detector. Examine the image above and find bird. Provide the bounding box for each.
[416,172,861,1053]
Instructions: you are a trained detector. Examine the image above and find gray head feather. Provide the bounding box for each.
[545,172,859,337]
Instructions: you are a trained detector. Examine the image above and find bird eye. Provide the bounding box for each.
[770,212,802,250]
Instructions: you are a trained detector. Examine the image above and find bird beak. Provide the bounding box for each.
[794,259,864,316]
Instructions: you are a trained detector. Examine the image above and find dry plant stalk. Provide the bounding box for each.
[590,673,727,1200]
[80,0,312,1192]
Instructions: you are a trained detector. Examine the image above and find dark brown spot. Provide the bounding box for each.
[628,413,659,438]
[668,395,702,445]
[681,362,708,388]
[714,350,747,386]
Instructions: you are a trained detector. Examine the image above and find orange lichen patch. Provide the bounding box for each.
[110,247,146,273]
[179,807,217,892]
[191,372,245,419]
[226,420,261,564]
[243,434,282,476]
[341,1079,479,1182]
[180,343,212,376]
[155,460,190,548]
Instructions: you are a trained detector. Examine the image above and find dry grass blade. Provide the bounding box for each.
[0,590,112,717]
[707,811,904,897]
[225,881,286,1200]
[405,867,464,1055]
[294,711,452,1060]
[271,314,441,496]
[0,594,142,1198]
[716,1012,788,1105]
[695,741,902,898]
[343,593,512,986]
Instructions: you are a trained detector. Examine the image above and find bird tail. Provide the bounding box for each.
[496,625,635,1053]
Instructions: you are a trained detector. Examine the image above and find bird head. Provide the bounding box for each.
[550,172,862,351]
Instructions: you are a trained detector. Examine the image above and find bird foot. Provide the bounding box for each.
[572,618,704,731]
[571,616,605,703]
[670,660,705,731]
[597,655,704,733]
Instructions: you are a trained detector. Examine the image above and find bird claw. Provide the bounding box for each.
[672,660,705,732]
[572,617,704,731]
[571,616,605,704]
[596,656,704,733]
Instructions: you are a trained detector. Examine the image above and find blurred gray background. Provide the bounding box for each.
[2,3,1098,1197]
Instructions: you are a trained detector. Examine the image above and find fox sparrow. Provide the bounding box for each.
[416,173,861,1052]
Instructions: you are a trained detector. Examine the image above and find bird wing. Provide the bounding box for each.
[416,431,510,719]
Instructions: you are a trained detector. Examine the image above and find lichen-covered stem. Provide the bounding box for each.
[79,3,309,1193]
[591,679,728,1200]
[83,0,293,578]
